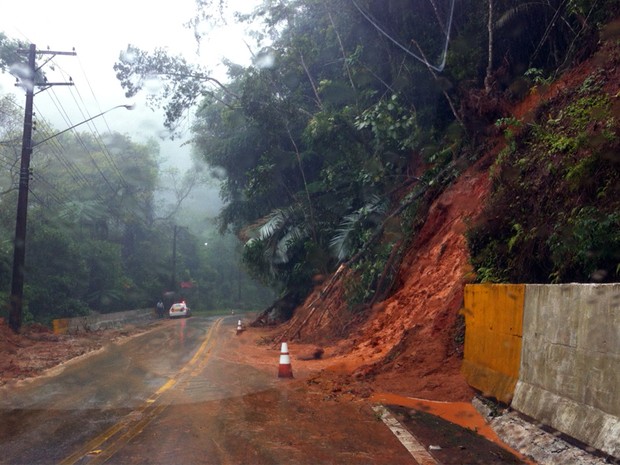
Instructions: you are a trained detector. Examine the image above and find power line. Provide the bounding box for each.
[37,116,80,186]
[75,56,130,187]
[32,109,154,234]
[29,172,66,207]
[29,53,130,194]
[33,105,96,190]
[63,76,130,189]
[43,88,118,195]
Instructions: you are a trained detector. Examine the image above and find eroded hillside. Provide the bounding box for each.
[261,19,620,401]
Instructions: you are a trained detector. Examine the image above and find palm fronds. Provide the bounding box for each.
[247,205,311,271]
[330,195,388,260]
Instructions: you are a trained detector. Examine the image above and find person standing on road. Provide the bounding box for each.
[156,300,164,318]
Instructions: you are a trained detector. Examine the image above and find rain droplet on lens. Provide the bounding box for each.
[255,51,275,69]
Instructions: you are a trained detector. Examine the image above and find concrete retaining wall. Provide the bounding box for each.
[462,283,620,459]
[52,308,155,334]
[512,284,620,458]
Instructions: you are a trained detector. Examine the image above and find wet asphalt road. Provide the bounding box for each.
[0,317,418,465]
[0,316,527,465]
[0,317,222,465]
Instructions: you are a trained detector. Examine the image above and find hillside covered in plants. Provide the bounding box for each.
[267,24,620,402]
[114,0,620,317]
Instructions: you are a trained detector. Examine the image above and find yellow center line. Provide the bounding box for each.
[155,378,177,395]
[59,317,224,465]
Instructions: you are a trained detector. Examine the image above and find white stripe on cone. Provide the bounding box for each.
[278,342,293,378]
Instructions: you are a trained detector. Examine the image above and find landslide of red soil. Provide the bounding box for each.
[1,20,617,409]
[358,163,490,400]
[0,154,491,402]
[268,156,492,403]
[258,22,620,403]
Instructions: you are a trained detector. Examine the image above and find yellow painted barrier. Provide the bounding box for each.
[53,318,69,335]
[461,284,525,403]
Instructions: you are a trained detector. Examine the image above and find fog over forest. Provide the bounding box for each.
[1,0,618,332]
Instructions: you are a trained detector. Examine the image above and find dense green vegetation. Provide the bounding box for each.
[0,106,273,325]
[2,1,619,326]
[469,61,620,283]
[0,34,274,325]
[113,0,619,311]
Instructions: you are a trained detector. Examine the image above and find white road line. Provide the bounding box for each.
[372,405,440,465]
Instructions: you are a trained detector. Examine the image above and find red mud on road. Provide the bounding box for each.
[371,393,534,464]
[183,319,527,464]
[217,320,530,464]
[0,319,152,385]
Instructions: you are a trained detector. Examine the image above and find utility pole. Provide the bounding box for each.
[171,225,178,293]
[8,44,76,333]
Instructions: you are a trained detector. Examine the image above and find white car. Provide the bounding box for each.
[169,302,191,318]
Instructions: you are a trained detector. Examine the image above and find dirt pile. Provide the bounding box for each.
[0,319,151,386]
[267,154,493,402]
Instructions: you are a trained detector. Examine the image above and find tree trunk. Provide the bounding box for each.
[484,0,494,94]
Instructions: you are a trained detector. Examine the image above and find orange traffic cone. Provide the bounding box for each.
[278,342,294,378]
[236,320,243,335]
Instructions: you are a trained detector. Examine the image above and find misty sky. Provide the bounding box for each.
[0,0,258,168]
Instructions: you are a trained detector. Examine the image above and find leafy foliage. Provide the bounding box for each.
[106,1,620,314]
[330,195,387,261]
[344,244,392,309]
[113,45,233,135]
[468,63,620,283]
